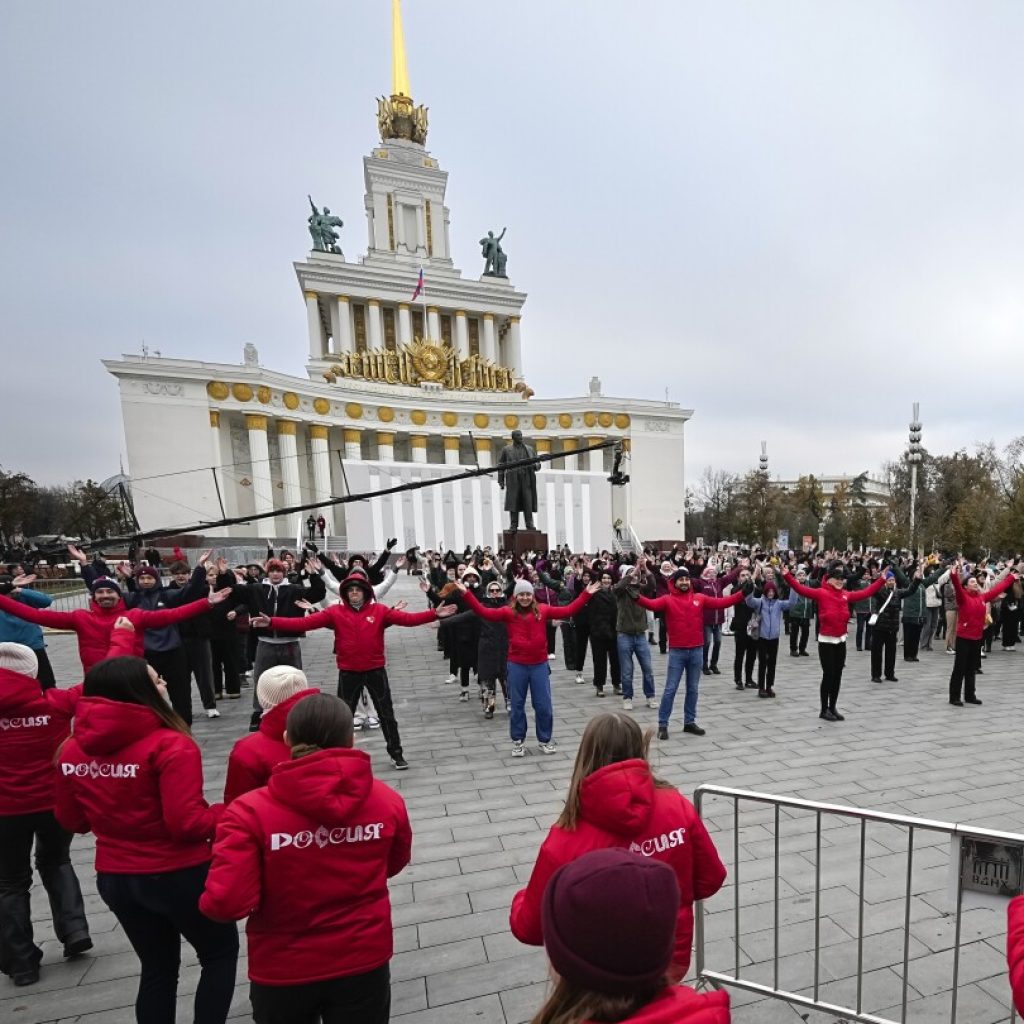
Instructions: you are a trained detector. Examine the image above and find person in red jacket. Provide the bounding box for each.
[223,665,318,804]
[635,568,744,739]
[1008,895,1024,1016]
[948,559,1017,706]
[253,573,455,771]
[781,563,886,722]
[511,712,726,981]
[200,693,411,1024]
[55,641,238,1024]
[0,575,232,673]
[0,638,109,987]
[458,577,597,758]
[528,848,730,1024]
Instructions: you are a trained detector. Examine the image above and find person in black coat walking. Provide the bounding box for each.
[587,572,620,698]
[730,566,757,690]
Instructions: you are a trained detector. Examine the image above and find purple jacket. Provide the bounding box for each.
[696,567,741,626]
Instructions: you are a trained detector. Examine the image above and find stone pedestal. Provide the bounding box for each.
[501,529,549,555]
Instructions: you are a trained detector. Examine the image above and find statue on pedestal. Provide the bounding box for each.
[308,196,343,254]
[497,429,539,532]
[480,228,508,277]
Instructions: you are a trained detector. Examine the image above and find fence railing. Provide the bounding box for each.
[693,784,1020,1024]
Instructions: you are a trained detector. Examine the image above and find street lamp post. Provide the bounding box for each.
[907,403,923,555]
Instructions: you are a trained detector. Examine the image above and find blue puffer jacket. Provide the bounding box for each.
[745,589,799,641]
[0,588,51,650]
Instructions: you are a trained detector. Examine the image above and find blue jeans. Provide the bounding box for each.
[659,646,704,727]
[617,633,655,699]
[506,661,553,744]
[703,624,722,669]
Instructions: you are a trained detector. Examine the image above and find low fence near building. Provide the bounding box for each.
[693,784,1020,1024]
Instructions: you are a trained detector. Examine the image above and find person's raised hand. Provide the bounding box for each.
[436,603,458,617]
[115,561,132,578]
[208,587,233,605]
[393,599,408,611]
[586,580,601,594]
[306,556,322,574]
[250,614,271,628]
[11,573,36,588]
[215,556,229,574]
[386,537,398,550]
[418,577,430,593]
[197,549,212,567]
[113,616,135,632]
[295,599,315,612]
[395,555,407,569]
[67,544,88,565]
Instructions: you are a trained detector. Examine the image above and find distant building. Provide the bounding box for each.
[774,475,890,509]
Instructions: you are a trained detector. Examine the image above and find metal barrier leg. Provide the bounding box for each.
[734,795,741,980]
[774,802,780,993]
[901,826,914,1023]
[814,809,822,1003]
[857,817,867,1016]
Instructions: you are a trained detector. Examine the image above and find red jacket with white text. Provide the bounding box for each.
[223,688,319,803]
[637,589,744,650]
[782,571,886,639]
[55,698,222,873]
[0,592,213,672]
[509,759,726,979]
[269,580,437,671]
[463,587,592,665]
[199,746,412,986]
[952,570,1014,640]
[602,986,730,1024]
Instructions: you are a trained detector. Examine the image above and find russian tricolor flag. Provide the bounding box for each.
[411,267,424,301]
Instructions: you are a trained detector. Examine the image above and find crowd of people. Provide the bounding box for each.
[2,534,1024,1023]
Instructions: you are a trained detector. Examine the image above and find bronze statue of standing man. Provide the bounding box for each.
[497,430,540,531]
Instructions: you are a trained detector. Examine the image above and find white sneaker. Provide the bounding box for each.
[980,650,987,658]
[459,691,469,702]
[622,698,634,710]
[511,740,525,758]
[946,648,955,655]
[366,715,380,729]
[445,673,458,684]
[575,673,584,684]
[353,712,366,729]
[646,698,658,709]
[547,654,556,661]
[205,708,220,719]
[539,741,557,755]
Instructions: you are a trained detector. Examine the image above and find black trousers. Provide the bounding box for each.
[870,628,898,679]
[35,648,56,691]
[546,620,557,656]
[903,620,924,660]
[251,963,391,1024]
[251,641,304,729]
[182,636,216,710]
[733,630,756,684]
[818,641,847,711]
[855,613,873,651]
[590,635,621,690]
[340,669,403,759]
[789,619,810,654]
[0,811,89,976]
[657,612,667,654]
[145,646,192,725]
[97,862,238,1024]
[949,636,982,702]
[757,637,779,691]
[209,629,242,696]
[574,622,591,673]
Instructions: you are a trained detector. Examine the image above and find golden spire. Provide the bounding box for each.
[391,0,410,98]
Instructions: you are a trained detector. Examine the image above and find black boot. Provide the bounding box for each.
[0,886,42,981]
[38,863,90,957]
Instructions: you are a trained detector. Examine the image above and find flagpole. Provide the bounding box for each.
[420,264,428,339]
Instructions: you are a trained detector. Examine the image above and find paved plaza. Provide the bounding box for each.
[4,575,1023,1023]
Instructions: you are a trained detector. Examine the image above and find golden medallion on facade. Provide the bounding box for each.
[409,339,447,382]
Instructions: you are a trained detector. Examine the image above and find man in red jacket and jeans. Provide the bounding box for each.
[636,568,744,739]
[254,574,455,770]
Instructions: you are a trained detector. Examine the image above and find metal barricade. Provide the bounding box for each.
[14,577,92,613]
[693,784,1021,1024]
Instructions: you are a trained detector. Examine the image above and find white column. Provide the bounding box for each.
[427,306,440,341]
[398,303,412,345]
[506,315,523,375]
[410,434,428,464]
[335,296,353,353]
[246,415,276,539]
[209,410,223,473]
[587,436,603,472]
[367,300,383,350]
[277,421,301,507]
[443,436,460,466]
[377,431,395,462]
[454,311,469,359]
[481,314,497,362]
[562,438,579,472]
[309,425,335,534]
[343,428,362,460]
[474,436,492,468]
[305,291,324,360]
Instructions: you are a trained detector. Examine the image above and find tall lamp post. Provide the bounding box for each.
[907,403,923,555]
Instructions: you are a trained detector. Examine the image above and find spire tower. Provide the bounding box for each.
[377,0,429,144]
[391,0,410,98]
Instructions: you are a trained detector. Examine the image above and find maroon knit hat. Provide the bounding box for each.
[134,565,160,581]
[541,848,679,995]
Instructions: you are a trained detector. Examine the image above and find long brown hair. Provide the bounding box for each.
[529,976,663,1024]
[556,713,672,830]
[83,656,191,735]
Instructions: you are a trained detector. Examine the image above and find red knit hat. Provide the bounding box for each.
[541,848,679,995]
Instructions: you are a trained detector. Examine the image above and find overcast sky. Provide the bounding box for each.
[3,1,1023,490]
